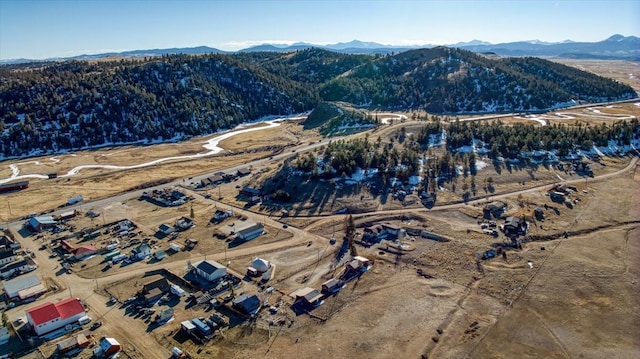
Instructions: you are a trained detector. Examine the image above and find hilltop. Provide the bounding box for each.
[0,48,637,158]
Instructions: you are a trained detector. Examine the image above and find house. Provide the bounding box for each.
[28,216,57,232]
[381,224,401,238]
[3,274,46,301]
[144,288,164,304]
[237,168,251,177]
[208,174,224,185]
[231,294,261,316]
[241,186,261,197]
[143,277,171,294]
[175,217,195,231]
[552,184,577,195]
[503,216,526,235]
[158,224,175,235]
[56,333,90,354]
[0,249,17,266]
[154,250,166,261]
[213,209,233,221]
[236,223,264,241]
[484,201,507,218]
[25,297,86,336]
[291,287,323,307]
[345,256,371,275]
[321,278,344,294]
[132,243,151,260]
[74,245,97,260]
[191,259,227,282]
[363,226,383,243]
[1,258,37,279]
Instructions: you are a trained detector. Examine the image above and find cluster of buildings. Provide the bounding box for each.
[290,256,370,309]
[0,240,37,280]
[199,168,251,188]
[141,188,191,207]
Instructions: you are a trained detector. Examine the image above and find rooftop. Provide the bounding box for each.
[26,297,85,326]
[194,259,226,275]
[3,274,41,294]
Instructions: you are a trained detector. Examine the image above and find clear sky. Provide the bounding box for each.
[1,0,639,60]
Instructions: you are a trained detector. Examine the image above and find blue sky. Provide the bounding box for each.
[1,0,638,60]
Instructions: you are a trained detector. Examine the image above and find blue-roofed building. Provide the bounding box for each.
[28,216,57,232]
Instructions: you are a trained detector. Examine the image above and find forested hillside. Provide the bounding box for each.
[320,47,636,112]
[0,48,636,158]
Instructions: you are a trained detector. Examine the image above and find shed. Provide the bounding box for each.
[94,337,121,357]
[56,333,89,353]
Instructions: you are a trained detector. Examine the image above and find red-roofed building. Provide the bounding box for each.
[74,245,97,260]
[25,297,86,335]
[60,240,74,253]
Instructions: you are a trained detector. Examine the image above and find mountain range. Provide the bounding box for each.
[1,35,638,64]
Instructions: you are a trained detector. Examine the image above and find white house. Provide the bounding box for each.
[25,297,86,336]
[236,223,264,241]
[191,260,227,282]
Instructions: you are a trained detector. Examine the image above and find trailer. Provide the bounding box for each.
[110,254,127,264]
[171,285,186,297]
[104,250,121,261]
[83,231,100,241]
[67,195,84,205]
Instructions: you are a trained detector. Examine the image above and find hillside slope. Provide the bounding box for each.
[0,48,636,158]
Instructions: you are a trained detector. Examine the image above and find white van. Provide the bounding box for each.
[78,315,92,325]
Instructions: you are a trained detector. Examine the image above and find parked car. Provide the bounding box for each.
[90,321,102,331]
